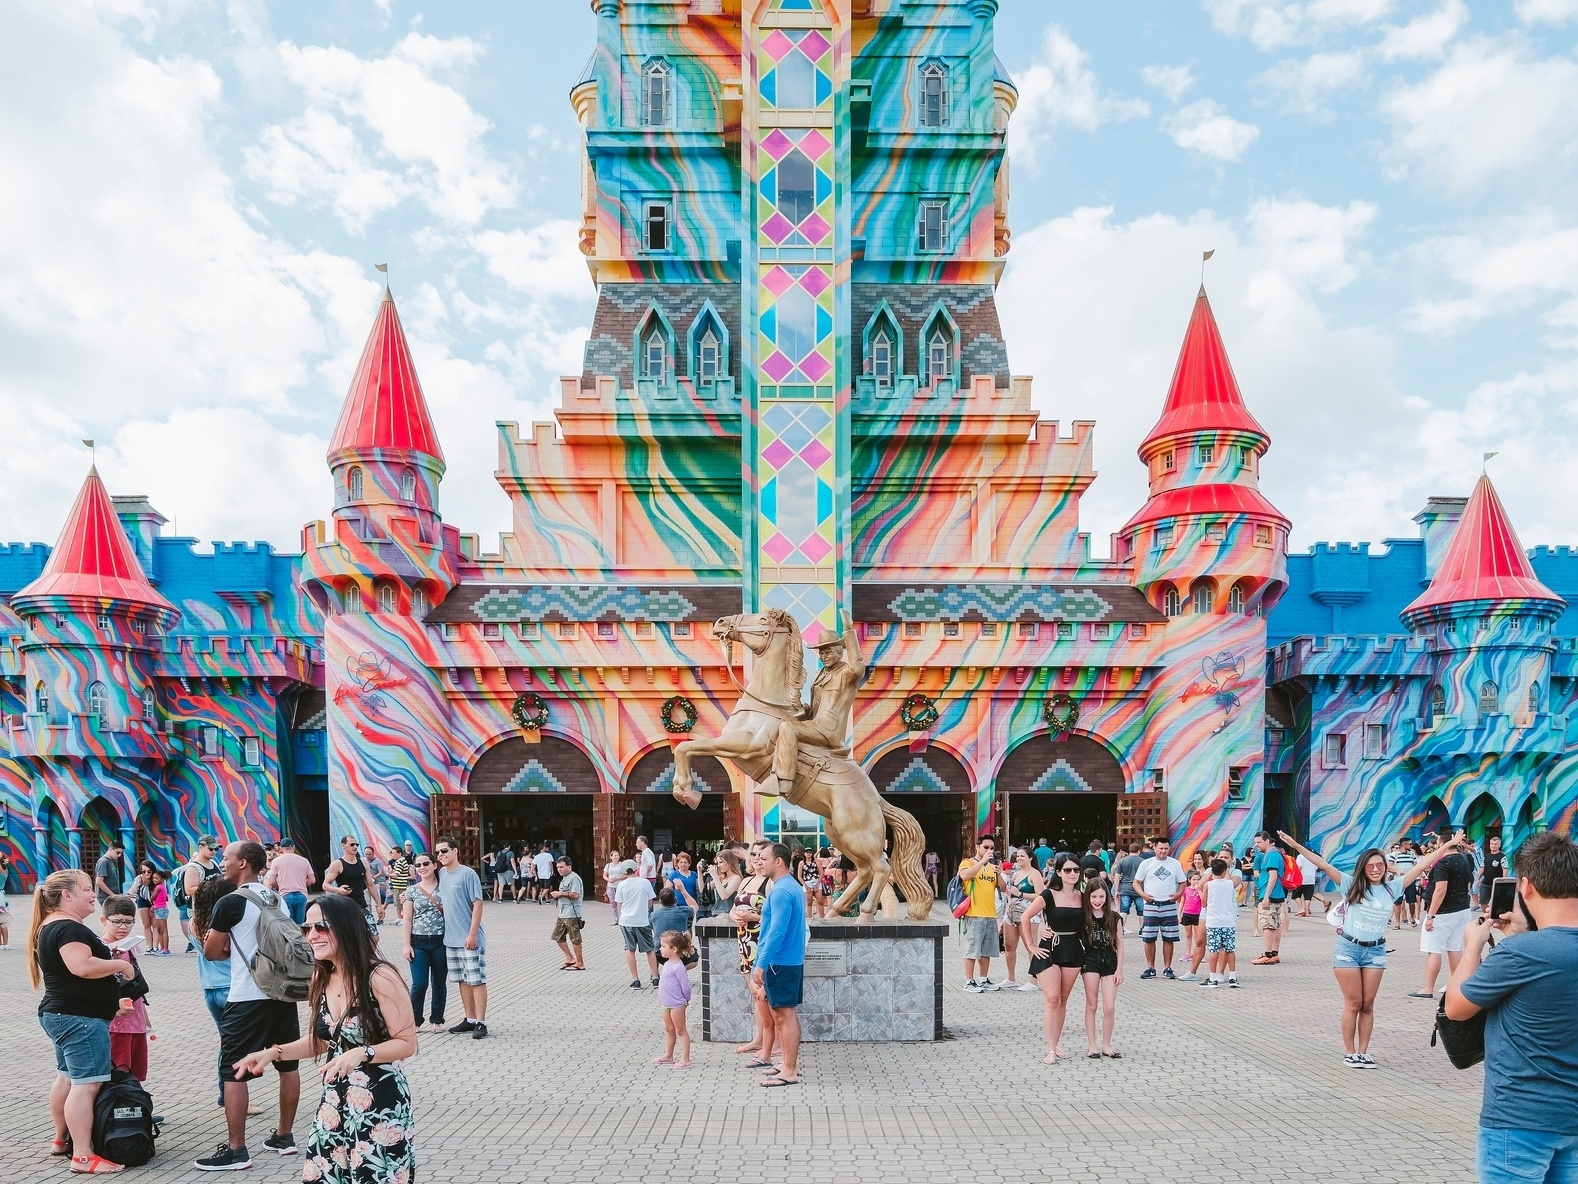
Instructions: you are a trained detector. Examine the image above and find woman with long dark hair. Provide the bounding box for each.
[233,893,418,1182]
[28,869,136,1174]
[1080,878,1124,1058]
[1277,829,1465,1069]
[730,841,775,1064]
[401,851,448,1033]
[1019,855,1086,1063]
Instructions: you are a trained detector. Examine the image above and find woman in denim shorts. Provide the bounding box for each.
[27,869,138,1174]
[1277,830,1466,1071]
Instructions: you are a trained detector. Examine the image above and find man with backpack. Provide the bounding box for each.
[177,836,222,953]
[197,841,305,1171]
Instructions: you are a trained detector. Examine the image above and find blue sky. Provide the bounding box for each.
[3,0,1578,560]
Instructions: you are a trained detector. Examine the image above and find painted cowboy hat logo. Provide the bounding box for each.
[1181,651,1246,734]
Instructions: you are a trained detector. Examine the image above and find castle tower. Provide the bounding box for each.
[1120,287,1289,618]
[11,466,178,873]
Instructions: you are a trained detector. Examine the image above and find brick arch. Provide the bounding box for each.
[464,735,602,794]
[624,746,732,796]
[868,746,972,794]
[991,733,1126,795]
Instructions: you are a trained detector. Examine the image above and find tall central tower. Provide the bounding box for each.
[742,0,849,640]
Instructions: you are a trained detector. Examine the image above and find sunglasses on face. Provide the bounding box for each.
[300,921,332,934]
[413,860,432,868]
[435,849,452,856]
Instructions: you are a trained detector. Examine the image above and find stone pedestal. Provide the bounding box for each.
[697,918,947,1042]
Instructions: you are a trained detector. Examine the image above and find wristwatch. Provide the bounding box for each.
[361,1045,376,1063]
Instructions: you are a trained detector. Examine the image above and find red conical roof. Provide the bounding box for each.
[1140,287,1268,452]
[1404,475,1561,617]
[328,288,443,462]
[14,468,174,609]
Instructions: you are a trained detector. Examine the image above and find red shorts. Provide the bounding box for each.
[110,1031,148,1081]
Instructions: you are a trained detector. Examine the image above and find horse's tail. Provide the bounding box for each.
[880,798,935,921]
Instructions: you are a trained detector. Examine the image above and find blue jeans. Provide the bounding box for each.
[204,987,229,1104]
[39,1013,112,1084]
[408,933,448,1025]
[282,892,307,926]
[1118,891,1144,918]
[1478,1128,1578,1183]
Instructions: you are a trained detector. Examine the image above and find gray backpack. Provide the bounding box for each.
[245,887,314,1002]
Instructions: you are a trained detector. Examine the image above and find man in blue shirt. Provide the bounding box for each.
[1447,831,1578,1184]
[1250,831,1286,966]
[1032,838,1053,872]
[752,841,808,1088]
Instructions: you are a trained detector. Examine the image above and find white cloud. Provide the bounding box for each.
[247,33,516,230]
[1515,0,1578,23]
[1381,37,1578,190]
[471,222,592,302]
[1010,25,1149,163]
[1256,51,1367,116]
[1204,0,1395,51]
[1246,197,1378,292]
[1377,0,1468,60]
[1140,63,1195,102]
[1405,212,1578,343]
[1162,99,1261,161]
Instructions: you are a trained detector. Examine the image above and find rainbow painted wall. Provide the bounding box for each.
[3,0,1575,891]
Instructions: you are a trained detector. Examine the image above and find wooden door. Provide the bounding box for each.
[957,794,976,857]
[1117,791,1169,847]
[429,794,481,873]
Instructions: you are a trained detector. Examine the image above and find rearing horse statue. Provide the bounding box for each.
[671,609,934,921]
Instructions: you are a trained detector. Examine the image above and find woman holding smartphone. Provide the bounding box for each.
[1277,829,1464,1069]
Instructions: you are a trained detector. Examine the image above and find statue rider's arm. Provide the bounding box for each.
[843,611,865,678]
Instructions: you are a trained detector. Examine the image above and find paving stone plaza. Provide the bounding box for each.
[3,894,1481,1184]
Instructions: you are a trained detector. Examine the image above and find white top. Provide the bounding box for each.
[1296,854,1319,887]
[1202,876,1238,926]
[533,852,555,878]
[615,875,655,926]
[639,848,657,878]
[223,883,287,1004]
[1136,856,1186,903]
[1336,875,1403,942]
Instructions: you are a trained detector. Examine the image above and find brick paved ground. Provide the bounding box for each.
[1,895,1481,1183]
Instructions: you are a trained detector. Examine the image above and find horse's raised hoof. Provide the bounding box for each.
[672,786,702,810]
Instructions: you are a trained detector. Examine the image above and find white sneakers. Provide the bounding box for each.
[961,979,1003,993]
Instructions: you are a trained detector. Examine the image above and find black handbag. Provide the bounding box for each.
[1431,998,1486,1069]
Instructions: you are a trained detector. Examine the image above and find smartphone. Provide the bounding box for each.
[1488,877,1517,920]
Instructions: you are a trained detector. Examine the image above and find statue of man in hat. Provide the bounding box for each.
[772,613,865,796]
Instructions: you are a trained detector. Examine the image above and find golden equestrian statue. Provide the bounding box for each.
[670,609,934,921]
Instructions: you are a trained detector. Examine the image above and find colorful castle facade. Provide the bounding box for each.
[4,0,1575,888]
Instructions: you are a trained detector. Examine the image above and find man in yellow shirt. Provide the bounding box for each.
[958,836,1001,993]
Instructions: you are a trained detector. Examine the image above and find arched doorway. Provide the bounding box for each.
[623,747,735,862]
[1463,793,1503,844]
[449,736,603,879]
[868,747,974,877]
[994,734,1129,852]
[79,797,124,885]
[1406,793,1451,841]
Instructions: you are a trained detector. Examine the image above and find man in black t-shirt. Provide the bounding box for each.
[93,839,125,906]
[1413,828,1474,999]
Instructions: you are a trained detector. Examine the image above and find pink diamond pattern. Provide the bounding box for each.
[799,30,830,59]
[799,212,831,243]
[799,129,831,159]
[761,129,793,160]
[761,532,795,564]
[761,351,794,382]
[800,533,833,564]
[762,30,794,62]
[798,266,830,298]
[799,439,831,468]
[761,439,794,469]
[799,352,831,383]
[761,212,793,244]
[761,266,795,297]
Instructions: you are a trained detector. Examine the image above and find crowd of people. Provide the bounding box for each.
[18,823,1578,1182]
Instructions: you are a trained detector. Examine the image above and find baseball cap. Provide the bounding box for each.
[198,835,219,849]
[620,859,638,875]
[278,837,295,849]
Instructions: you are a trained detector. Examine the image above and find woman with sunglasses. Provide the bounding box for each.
[1001,848,1045,991]
[1019,855,1087,1063]
[235,894,418,1183]
[400,853,448,1033]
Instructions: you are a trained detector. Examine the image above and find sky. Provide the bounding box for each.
[3,0,1578,561]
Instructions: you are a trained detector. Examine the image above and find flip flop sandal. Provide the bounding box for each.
[744,1058,774,1069]
[760,1076,798,1087]
[1102,1051,1123,1059]
[1087,1052,1102,1059]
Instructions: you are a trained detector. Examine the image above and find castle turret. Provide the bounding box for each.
[1120,286,1288,618]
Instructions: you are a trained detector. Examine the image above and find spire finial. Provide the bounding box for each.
[1482,450,1499,474]
[375,262,390,297]
[1200,248,1214,291]
[81,438,96,474]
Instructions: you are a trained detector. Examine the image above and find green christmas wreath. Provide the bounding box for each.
[900,692,939,731]
[661,694,697,734]
[1042,693,1079,738]
[511,691,548,731]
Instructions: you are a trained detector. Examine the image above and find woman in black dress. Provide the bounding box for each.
[1019,856,1086,1063]
[234,894,418,1183]
[1080,878,1124,1058]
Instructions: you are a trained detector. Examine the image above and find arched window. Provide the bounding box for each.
[871,330,893,388]
[377,583,396,613]
[696,328,720,384]
[87,681,108,723]
[1429,684,1446,723]
[919,61,948,127]
[1529,682,1543,714]
[399,468,416,501]
[642,328,669,382]
[141,685,157,720]
[1479,680,1499,715]
[642,59,671,127]
[345,584,363,615]
[1228,583,1246,614]
[347,467,364,501]
[35,681,49,717]
[927,326,950,385]
[412,588,429,619]
[1191,582,1213,614]
[1162,586,1181,617]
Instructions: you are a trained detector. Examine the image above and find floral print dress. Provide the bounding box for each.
[305,998,415,1184]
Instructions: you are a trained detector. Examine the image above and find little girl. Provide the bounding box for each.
[1080,880,1123,1058]
[149,869,170,955]
[652,929,694,1070]
[101,894,154,1079]
[1178,870,1204,977]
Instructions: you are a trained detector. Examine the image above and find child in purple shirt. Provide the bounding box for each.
[652,930,694,1070]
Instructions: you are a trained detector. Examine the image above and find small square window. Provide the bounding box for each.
[481,622,502,639]
[131,619,145,633]
[1091,623,1112,640]
[1056,622,1074,640]
[979,622,998,639]
[442,623,461,640]
[1150,768,1165,791]
[1016,622,1038,639]
[634,621,653,638]
[1324,733,1347,767]
[1163,451,1175,471]
[96,614,110,631]
[1199,443,1215,464]
[1254,524,1273,546]
[903,622,924,638]
[670,622,693,639]
[1227,766,1247,801]
[1129,623,1146,639]
[1268,725,1285,747]
[1156,526,1174,548]
[942,621,960,638]
[519,621,541,639]
[865,622,889,640]
[596,621,616,639]
[242,736,261,767]
[1206,524,1227,542]
[918,200,948,253]
[557,622,578,640]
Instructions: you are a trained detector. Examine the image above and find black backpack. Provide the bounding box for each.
[93,1069,158,1167]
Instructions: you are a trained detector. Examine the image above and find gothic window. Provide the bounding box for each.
[377,583,396,613]
[927,326,952,385]
[871,330,893,388]
[1228,583,1246,614]
[35,682,48,716]
[642,59,672,127]
[412,588,429,618]
[399,468,416,501]
[1191,582,1213,614]
[697,329,720,384]
[643,202,670,252]
[777,150,815,224]
[1429,684,1446,723]
[141,685,157,720]
[1530,682,1542,714]
[918,200,948,252]
[1162,586,1181,617]
[345,584,363,615]
[1479,680,1499,715]
[776,48,816,109]
[643,328,669,381]
[347,467,364,501]
[919,61,948,127]
[87,681,108,724]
